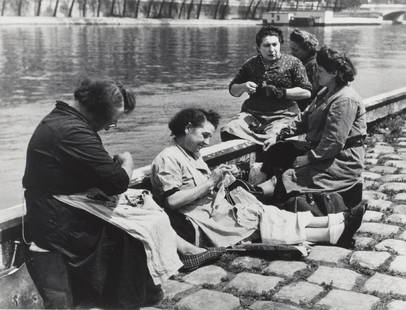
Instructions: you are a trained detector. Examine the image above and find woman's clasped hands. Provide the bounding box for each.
[209,164,238,188]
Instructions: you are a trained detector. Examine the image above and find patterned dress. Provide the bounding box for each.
[221,54,312,144]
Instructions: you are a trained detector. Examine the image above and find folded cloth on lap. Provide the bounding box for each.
[54,188,183,285]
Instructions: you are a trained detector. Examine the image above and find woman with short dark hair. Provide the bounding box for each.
[152,106,366,250]
[259,46,366,211]
[151,108,248,245]
[289,28,320,111]
[221,25,312,150]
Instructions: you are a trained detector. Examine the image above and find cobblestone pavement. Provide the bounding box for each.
[143,128,406,310]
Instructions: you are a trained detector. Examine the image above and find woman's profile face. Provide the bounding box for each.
[290,41,308,62]
[318,65,336,87]
[258,35,281,62]
[184,120,215,154]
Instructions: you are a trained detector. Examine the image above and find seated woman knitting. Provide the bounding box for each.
[258,46,367,211]
[150,108,365,250]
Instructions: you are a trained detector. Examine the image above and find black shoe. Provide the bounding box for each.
[336,201,367,248]
[227,179,265,201]
[178,248,225,273]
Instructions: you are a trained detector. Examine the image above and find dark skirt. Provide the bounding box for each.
[25,191,162,309]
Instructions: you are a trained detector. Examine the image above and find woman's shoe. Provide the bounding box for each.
[178,248,225,273]
[336,201,367,248]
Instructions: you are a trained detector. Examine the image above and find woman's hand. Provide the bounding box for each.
[209,165,233,187]
[293,155,310,168]
[263,136,277,151]
[244,81,258,95]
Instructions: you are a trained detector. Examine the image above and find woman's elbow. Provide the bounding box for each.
[166,196,182,210]
[302,89,311,99]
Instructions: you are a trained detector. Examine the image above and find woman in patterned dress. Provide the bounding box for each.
[221,25,312,150]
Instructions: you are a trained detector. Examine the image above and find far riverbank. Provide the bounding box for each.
[0,16,261,26]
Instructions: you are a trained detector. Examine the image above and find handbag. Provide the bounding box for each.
[281,192,348,216]
[0,242,44,309]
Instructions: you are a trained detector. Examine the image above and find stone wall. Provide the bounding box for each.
[0,0,274,19]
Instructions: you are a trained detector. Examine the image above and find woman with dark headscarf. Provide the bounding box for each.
[290,28,320,111]
[258,46,367,210]
[221,25,312,150]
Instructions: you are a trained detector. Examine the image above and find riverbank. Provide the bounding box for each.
[0,16,261,26]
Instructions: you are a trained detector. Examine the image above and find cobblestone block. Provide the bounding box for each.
[388,255,406,274]
[362,171,382,181]
[358,223,399,236]
[365,199,392,211]
[369,145,395,154]
[175,289,240,310]
[364,180,380,190]
[398,231,406,241]
[365,158,378,165]
[349,251,391,269]
[231,256,263,270]
[264,261,307,278]
[387,300,406,310]
[363,272,406,296]
[274,281,323,304]
[363,210,384,222]
[317,289,379,310]
[249,301,304,310]
[397,141,406,148]
[354,236,375,248]
[162,280,194,299]
[400,168,406,174]
[307,246,351,263]
[363,191,389,201]
[375,239,406,255]
[307,266,361,290]
[225,272,282,295]
[387,214,406,225]
[380,154,402,160]
[392,204,406,214]
[394,193,406,202]
[381,174,406,183]
[182,266,228,286]
[379,182,406,193]
[368,166,397,174]
[384,160,406,168]
[365,153,379,159]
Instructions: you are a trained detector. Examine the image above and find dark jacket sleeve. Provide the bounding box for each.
[307,98,358,162]
[57,127,130,195]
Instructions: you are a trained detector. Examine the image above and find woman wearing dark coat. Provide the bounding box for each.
[22,78,163,309]
[259,46,367,210]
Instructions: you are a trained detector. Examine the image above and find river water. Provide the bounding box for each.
[1,23,406,209]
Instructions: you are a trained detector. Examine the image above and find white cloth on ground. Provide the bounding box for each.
[54,188,182,285]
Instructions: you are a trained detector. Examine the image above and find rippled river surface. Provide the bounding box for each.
[1,23,406,208]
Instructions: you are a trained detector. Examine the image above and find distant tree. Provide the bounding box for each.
[68,0,75,17]
[36,0,42,16]
[53,0,60,16]
[1,0,6,16]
